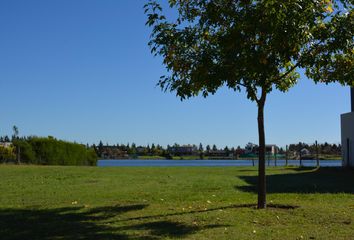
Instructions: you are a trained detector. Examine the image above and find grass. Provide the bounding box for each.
[319,155,342,160]
[0,165,353,240]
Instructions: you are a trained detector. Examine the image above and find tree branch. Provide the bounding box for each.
[274,62,301,82]
[274,43,323,84]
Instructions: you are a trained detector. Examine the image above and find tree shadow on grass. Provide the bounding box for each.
[0,205,144,240]
[119,203,261,223]
[236,167,354,194]
[117,221,225,240]
[0,204,226,240]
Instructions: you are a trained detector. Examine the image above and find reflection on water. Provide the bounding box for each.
[98,159,342,167]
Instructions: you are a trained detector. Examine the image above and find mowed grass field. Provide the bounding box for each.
[0,166,353,240]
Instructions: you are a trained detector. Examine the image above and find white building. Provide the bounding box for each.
[0,142,12,148]
[300,148,311,156]
[266,144,278,155]
[341,88,354,167]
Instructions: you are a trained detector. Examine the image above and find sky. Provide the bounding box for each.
[0,0,350,148]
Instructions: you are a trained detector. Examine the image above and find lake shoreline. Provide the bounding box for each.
[98,159,342,167]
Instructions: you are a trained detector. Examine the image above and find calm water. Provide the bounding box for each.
[97,159,342,167]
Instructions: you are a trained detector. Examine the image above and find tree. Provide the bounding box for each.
[12,125,19,140]
[151,143,156,155]
[98,141,104,157]
[130,143,137,155]
[0,145,16,162]
[26,136,97,166]
[145,0,353,208]
[199,143,204,152]
[12,125,20,164]
[12,139,36,163]
[198,143,204,159]
[154,144,163,156]
[147,144,151,155]
[224,146,230,154]
[126,143,131,152]
[4,136,10,142]
[92,144,98,155]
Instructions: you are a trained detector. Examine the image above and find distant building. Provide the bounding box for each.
[341,87,354,167]
[0,142,12,148]
[100,146,128,159]
[300,148,311,156]
[253,144,279,155]
[168,145,198,156]
[265,144,279,155]
[136,147,146,154]
[207,150,233,158]
[235,148,245,155]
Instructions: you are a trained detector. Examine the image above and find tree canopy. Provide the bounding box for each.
[145,0,353,102]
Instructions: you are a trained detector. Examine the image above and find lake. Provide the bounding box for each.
[97,159,342,167]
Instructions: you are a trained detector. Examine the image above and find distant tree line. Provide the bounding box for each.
[94,142,250,159]
[94,141,168,159]
[0,132,341,163]
[0,136,11,142]
[0,135,97,166]
[93,141,342,160]
[288,142,341,156]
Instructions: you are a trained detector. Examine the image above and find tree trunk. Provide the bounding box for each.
[257,89,267,209]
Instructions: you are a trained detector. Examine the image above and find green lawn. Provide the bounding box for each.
[0,166,353,240]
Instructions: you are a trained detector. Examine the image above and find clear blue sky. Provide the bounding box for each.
[0,0,350,148]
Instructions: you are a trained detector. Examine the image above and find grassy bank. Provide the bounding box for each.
[138,155,166,160]
[0,166,352,239]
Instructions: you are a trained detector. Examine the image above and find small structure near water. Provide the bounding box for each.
[341,88,354,167]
